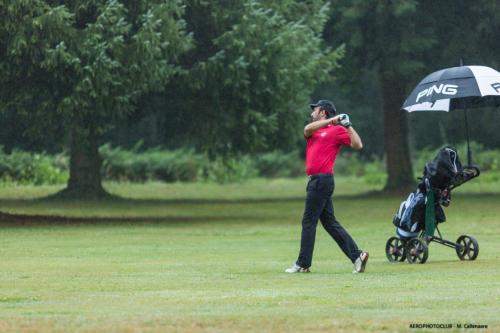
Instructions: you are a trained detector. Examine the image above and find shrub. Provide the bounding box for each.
[362,160,387,185]
[3,142,500,185]
[254,151,304,178]
[334,151,366,177]
[0,148,68,185]
[99,144,203,182]
[201,156,259,184]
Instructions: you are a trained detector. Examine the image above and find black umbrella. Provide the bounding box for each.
[402,65,500,165]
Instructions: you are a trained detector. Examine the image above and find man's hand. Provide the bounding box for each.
[330,115,341,125]
[338,114,352,128]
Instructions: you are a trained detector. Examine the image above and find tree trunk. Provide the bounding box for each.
[382,73,415,193]
[54,121,110,199]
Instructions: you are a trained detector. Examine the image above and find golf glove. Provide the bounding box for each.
[338,114,352,128]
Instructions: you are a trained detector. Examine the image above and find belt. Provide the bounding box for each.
[307,173,333,180]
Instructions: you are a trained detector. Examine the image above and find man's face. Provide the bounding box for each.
[310,106,325,121]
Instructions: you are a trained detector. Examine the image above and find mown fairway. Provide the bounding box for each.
[0,178,499,332]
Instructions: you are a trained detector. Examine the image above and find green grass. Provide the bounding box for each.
[0,177,499,332]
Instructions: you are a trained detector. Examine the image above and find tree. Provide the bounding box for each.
[322,0,500,191]
[324,0,436,191]
[408,0,500,153]
[0,0,191,198]
[160,0,344,157]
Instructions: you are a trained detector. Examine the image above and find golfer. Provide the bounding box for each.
[285,99,369,274]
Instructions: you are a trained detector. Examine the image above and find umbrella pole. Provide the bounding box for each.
[459,58,472,165]
[464,106,472,165]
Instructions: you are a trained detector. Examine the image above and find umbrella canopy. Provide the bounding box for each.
[401,65,500,166]
[402,65,500,112]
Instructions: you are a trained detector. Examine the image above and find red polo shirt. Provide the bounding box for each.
[305,124,351,175]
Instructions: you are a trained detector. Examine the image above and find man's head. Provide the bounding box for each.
[309,99,336,121]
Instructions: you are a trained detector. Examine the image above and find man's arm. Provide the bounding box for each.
[347,126,363,150]
[304,115,341,138]
[337,113,362,150]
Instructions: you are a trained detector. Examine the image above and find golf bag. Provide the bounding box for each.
[387,146,480,264]
[393,191,425,239]
[393,147,461,239]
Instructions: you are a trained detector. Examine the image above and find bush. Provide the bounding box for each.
[201,156,258,184]
[100,145,302,184]
[99,144,203,182]
[0,148,68,185]
[334,151,366,177]
[362,161,387,185]
[254,151,304,178]
[3,142,500,186]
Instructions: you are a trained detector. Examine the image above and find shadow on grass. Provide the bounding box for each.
[2,189,499,205]
[0,191,498,226]
[0,211,260,227]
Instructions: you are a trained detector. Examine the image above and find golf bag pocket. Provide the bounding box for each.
[393,191,425,236]
[435,204,446,223]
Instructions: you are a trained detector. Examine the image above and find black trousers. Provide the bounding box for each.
[296,174,361,268]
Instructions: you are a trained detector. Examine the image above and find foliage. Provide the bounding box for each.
[101,144,258,184]
[201,156,259,184]
[2,143,500,186]
[101,145,293,184]
[99,146,383,184]
[316,0,500,190]
[2,1,500,194]
[254,151,304,178]
[327,0,434,80]
[0,0,191,134]
[163,0,343,156]
[334,152,387,186]
[100,144,203,182]
[0,0,193,196]
[0,148,68,185]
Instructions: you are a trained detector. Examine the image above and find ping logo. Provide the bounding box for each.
[492,82,500,93]
[416,84,459,103]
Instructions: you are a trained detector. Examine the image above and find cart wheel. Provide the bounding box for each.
[456,235,479,260]
[385,237,406,262]
[406,238,428,264]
